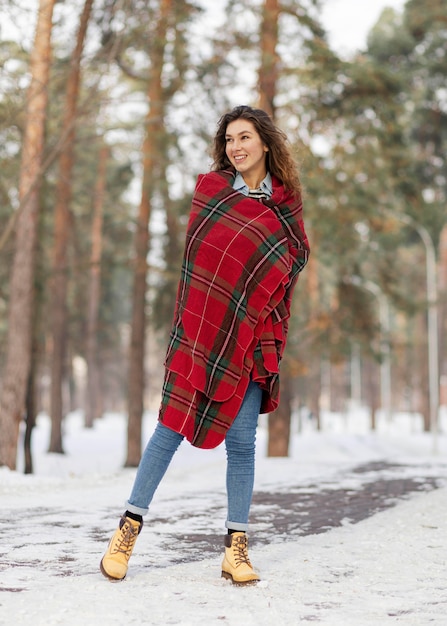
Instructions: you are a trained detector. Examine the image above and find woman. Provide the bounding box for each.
[100,105,309,585]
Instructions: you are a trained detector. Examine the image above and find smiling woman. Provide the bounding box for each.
[224,119,269,189]
[100,104,309,586]
[211,105,302,196]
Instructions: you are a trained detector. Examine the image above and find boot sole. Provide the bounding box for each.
[100,558,127,581]
[221,570,260,586]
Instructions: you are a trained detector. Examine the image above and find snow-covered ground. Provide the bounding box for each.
[1,407,447,625]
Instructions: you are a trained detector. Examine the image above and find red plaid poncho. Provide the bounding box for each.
[158,168,309,448]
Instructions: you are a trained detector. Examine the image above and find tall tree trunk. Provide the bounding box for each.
[24,222,47,474]
[308,359,322,431]
[259,0,294,456]
[439,224,447,408]
[49,0,94,452]
[416,313,431,432]
[268,368,292,456]
[24,353,38,475]
[306,247,321,429]
[258,0,279,118]
[363,356,379,431]
[85,143,108,428]
[126,0,172,467]
[0,0,55,470]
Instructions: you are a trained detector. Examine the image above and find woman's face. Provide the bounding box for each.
[225,119,268,186]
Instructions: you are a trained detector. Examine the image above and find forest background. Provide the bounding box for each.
[0,0,446,472]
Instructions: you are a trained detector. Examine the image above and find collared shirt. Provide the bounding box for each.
[233,171,273,198]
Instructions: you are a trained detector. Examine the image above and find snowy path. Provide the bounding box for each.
[1,411,447,624]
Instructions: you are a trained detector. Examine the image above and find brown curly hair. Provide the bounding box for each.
[211,105,301,196]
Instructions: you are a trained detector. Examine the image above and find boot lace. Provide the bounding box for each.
[232,534,252,568]
[112,519,139,560]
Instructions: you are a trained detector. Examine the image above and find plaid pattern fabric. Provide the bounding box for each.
[159,169,309,448]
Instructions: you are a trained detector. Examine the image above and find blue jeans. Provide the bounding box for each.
[126,380,262,532]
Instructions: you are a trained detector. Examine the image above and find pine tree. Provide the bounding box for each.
[0,0,56,469]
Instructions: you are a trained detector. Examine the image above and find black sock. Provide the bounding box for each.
[227,529,244,535]
[125,510,143,523]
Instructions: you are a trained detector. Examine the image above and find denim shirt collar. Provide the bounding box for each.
[233,171,273,197]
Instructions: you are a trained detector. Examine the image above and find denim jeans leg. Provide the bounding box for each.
[125,421,184,516]
[225,380,262,531]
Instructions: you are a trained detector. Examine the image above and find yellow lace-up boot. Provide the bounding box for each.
[221,532,260,585]
[100,516,142,580]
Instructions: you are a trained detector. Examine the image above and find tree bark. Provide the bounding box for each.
[308,360,322,431]
[258,0,279,118]
[126,0,172,467]
[268,371,292,456]
[417,313,431,432]
[24,238,46,474]
[85,143,108,428]
[0,0,55,470]
[24,357,38,475]
[49,0,94,452]
[259,0,295,456]
[438,224,447,408]
[306,250,321,429]
[363,356,379,431]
